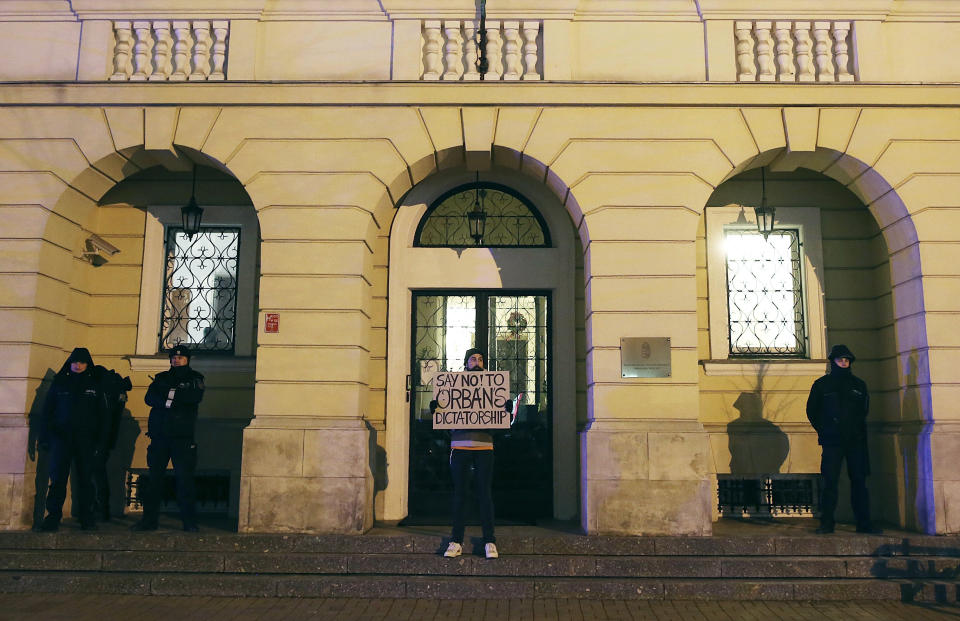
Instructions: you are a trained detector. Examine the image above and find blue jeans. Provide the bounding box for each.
[450,449,495,544]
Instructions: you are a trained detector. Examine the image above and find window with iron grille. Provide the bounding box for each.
[415,183,550,248]
[160,226,241,353]
[724,228,807,357]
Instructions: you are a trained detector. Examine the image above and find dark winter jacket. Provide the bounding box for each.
[144,365,205,439]
[40,348,110,450]
[806,363,870,447]
[93,365,132,451]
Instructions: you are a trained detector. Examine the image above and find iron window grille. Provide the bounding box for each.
[126,468,230,514]
[160,226,241,353]
[725,228,807,357]
[718,474,818,517]
[415,183,551,248]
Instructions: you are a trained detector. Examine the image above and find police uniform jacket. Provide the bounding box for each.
[40,356,110,450]
[144,366,205,439]
[805,370,869,447]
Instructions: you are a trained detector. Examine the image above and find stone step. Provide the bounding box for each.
[3,531,959,557]
[0,571,956,601]
[2,550,959,580]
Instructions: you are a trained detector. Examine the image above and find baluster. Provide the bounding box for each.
[754,22,775,81]
[442,21,462,80]
[502,21,521,80]
[813,22,834,82]
[210,21,228,80]
[130,21,152,81]
[150,21,172,80]
[170,21,191,80]
[109,21,132,81]
[774,22,795,82]
[735,21,756,82]
[422,20,442,80]
[832,21,854,82]
[793,22,815,82]
[189,21,211,80]
[521,21,541,80]
[463,21,480,80]
[484,21,503,80]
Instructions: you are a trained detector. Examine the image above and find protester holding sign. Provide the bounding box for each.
[439,348,521,560]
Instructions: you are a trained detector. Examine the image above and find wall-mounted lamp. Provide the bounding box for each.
[181,164,204,239]
[754,167,776,239]
[82,234,120,266]
[467,172,487,245]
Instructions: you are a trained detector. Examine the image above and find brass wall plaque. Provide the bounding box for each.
[621,337,671,378]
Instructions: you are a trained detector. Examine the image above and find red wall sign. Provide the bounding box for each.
[264,313,280,333]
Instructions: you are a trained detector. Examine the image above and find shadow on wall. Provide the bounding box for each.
[27,369,55,528]
[366,420,387,521]
[900,348,936,534]
[727,390,790,476]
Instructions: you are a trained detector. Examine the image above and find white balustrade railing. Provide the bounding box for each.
[735,20,856,82]
[422,20,541,81]
[110,20,229,81]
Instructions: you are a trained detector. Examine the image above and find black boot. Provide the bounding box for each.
[815,521,834,534]
[39,515,60,532]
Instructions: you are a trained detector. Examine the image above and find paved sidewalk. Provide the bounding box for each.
[2,595,959,620]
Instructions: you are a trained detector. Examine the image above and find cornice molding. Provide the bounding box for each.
[5,82,960,107]
[0,1,76,21]
[68,0,266,20]
[697,0,960,21]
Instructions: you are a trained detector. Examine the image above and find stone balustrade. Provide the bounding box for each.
[734,21,856,82]
[109,20,229,81]
[421,20,542,81]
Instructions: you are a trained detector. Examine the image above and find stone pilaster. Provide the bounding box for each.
[578,230,712,535]
[238,182,379,534]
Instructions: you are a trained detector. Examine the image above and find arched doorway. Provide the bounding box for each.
[383,168,580,524]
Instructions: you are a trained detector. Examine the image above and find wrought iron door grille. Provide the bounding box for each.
[415,183,550,247]
[408,291,553,522]
[160,226,240,353]
[725,228,806,357]
[718,474,818,517]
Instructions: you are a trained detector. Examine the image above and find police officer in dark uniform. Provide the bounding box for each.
[132,345,205,532]
[38,347,110,531]
[91,365,132,521]
[806,344,881,534]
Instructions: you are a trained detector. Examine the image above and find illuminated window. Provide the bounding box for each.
[160,227,240,353]
[724,228,806,357]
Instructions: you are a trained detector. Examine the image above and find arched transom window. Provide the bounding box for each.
[415,183,551,248]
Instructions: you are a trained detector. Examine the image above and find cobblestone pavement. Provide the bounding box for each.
[2,595,959,620]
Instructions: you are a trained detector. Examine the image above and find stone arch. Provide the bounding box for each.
[702,146,934,533]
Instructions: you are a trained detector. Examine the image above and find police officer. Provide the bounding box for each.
[38,347,110,531]
[133,345,204,532]
[91,365,132,521]
[806,344,881,535]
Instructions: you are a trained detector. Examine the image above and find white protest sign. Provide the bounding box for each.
[431,370,511,429]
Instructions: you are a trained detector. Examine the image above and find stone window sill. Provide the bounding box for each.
[700,359,827,377]
[128,355,256,374]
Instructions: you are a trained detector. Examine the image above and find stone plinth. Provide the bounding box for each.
[581,420,712,536]
[238,417,373,533]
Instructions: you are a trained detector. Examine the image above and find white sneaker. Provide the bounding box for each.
[484,542,499,559]
[443,542,462,558]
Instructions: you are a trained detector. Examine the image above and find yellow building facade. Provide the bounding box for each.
[2,0,959,535]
